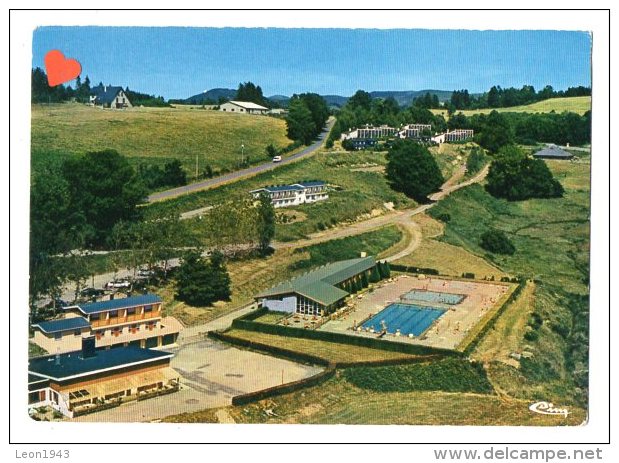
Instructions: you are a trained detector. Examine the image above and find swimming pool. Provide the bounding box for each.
[361,303,446,337]
[402,290,464,305]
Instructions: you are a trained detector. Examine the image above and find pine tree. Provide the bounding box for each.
[369,265,381,283]
[361,271,369,288]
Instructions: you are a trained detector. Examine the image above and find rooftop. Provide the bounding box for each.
[533,145,573,158]
[32,316,90,334]
[295,181,326,188]
[90,84,125,104]
[256,256,376,306]
[28,346,173,381]
[70,294,162,315]
[228,100,269,110]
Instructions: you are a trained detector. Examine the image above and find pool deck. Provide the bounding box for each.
[318,275,514,350]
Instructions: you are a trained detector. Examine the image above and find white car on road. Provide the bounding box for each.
[105,279,131,289]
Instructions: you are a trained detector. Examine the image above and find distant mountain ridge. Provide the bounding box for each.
[179,88,456,107]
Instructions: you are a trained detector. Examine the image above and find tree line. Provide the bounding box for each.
[32,67,167,106]
[447,85,591,111]
[29,149,276,306]
[447,110,591,153]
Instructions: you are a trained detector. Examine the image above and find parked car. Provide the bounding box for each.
[136,268,156,278]
[272,155,282,162]
[105,279,131,289]
[80,287,105,298]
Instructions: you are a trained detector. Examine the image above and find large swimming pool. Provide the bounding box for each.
[361,303,446,337]
[402,289,464,305]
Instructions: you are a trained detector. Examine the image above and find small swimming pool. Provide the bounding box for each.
[361,303,445,337]
[402,290,464,305]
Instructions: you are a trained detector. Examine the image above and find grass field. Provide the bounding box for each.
[428,159,590,405]
[430,96,591,117]
[394,213,506,278]
[222,329,422,363]
[472,281,536,366]
[31,103,292,177]
[291,225,402,269]
[152,150,416,243]
[164,370,587,425]
[428,160,590,294]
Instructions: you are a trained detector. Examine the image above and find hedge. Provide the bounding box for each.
[235,306,269,321]
[390,263,440,275]
[230,317,456,357]
[208,330,330,366]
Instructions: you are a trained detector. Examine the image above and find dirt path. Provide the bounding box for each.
[54,164,489,306]
[274,163,489,256]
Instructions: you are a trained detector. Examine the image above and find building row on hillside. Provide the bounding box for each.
[250,181,328,208]
[340,124,474,147]
[431,129,475,144]
[256,256,378,316]
[28,338,179,418]
[340,123,432,142]
[31,294,182,355]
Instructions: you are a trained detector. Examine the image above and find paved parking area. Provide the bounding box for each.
[74,338,322,422]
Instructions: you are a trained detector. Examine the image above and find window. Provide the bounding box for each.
[144,305,153,313]
[127,307,136,316]
[90,313,100,321]
[54,332,62,340]
[28,391,43,404]
[109,310,118,318]
[74,329,82,336]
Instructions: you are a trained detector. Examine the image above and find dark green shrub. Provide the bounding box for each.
[479,229,516,255]
[343,358,493,394]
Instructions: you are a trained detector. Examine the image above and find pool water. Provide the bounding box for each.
[361,303,446,337]
[402,290,464,305]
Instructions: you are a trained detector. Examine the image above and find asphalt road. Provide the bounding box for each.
[147,118,335,203]
[52,163,489,305]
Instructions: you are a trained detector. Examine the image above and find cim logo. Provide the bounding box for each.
[529,401,569,418]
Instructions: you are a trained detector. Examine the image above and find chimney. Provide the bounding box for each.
[81,336,96,359]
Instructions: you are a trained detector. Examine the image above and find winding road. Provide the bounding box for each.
[54,163,489,303]
[147,118,335,203]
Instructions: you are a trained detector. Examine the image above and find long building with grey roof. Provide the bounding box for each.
[255,256,377,315]
[533,144,574,160]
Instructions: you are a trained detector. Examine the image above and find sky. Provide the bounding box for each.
[32,27,592,100]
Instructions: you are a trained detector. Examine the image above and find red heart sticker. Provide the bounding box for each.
[44,50,81,87]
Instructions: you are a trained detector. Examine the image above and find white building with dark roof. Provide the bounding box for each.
[533,145,574,160]
[219,100,269,114]
[250,181,328,208]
